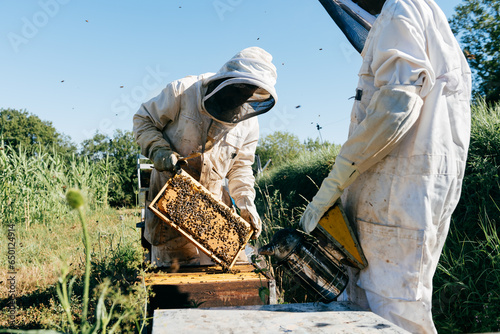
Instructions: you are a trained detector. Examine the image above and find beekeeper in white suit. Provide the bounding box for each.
[134,47,277,267]
[300,0,471,333]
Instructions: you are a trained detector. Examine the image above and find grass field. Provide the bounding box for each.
[0,205,147,332]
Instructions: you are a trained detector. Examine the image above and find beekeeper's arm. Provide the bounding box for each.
[301,5,435,233]
[133,81,182,172]
[226,120,262,239]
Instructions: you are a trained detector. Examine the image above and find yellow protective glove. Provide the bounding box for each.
[300,155,360,233]
[151,147,180,172]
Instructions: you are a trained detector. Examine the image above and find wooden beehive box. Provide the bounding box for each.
[149,170,254,270]
[145,264,276,310]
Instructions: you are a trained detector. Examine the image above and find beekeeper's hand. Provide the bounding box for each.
[151,147,180,172]
[237,197,262,239]
[300,155,359,233]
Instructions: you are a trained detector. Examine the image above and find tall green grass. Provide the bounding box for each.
[0,145,113,229]
[434,204,500,333]
[432,99,500,333]
[254,145,341,303]
[0,204,148,333]
[0,144,148,333]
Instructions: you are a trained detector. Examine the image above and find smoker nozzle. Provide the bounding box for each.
[258,228,303,262]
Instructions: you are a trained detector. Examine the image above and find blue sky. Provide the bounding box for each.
[1,0,462,147]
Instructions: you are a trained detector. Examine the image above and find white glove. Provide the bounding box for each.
[300,155,359,233]
[236,197,262,239]
[151,147,180,172]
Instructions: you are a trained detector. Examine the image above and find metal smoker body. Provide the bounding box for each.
[260,201,367,303]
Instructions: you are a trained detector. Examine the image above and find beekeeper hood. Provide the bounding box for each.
[318,0,378,53]
[201,47,278,125]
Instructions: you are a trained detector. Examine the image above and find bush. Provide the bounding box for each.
[433,99,500,333]
[255,144,340,213]
[453,99,500,239]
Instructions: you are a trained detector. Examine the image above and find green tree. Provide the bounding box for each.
[303,137,336,151]
[449,0,500,102]
[0,108,76,154]
[80,130,140,207]
[255,131,304,167]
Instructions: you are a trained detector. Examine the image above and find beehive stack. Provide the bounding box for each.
[149,170,253,270]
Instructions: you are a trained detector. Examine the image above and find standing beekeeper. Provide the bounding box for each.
[133,47,278,267]
[300,0,471,333]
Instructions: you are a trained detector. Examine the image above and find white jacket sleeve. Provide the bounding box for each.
[227,120,259,203]
[227,120,261,237]
[343,0,434,172]
[340,85,423,173]
[133,81,181,159]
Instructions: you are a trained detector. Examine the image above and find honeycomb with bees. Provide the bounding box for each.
[149,170,254,271]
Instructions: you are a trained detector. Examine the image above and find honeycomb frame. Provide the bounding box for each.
[149,170,254,270]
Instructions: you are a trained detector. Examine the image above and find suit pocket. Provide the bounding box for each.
[357,219,425,301]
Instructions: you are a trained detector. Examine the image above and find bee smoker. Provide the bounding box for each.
[258,202,367,303]
[259,228,349,303]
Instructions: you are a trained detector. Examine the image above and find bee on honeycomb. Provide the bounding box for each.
[155,174,252,270]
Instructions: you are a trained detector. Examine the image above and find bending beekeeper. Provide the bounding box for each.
[133,47,277,267]
[300,0,471,333]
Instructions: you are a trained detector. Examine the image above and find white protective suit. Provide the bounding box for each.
[133,47,278,267]
[301,0,471,333]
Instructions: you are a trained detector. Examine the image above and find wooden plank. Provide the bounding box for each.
[148,277,272,309]
[146,264,275,309]
[152,302,411,334]
[145,265,262,285]
[147,273,262,285]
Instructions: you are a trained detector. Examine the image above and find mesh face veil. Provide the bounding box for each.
[200,47,278,125]
[203,78,275,124]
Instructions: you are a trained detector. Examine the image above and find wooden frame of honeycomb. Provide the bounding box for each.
[149,170,254,270]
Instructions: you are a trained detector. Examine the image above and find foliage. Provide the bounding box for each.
[80,130,140,208]
[0,108,76,155]
[433,206,500,333]
[0,145,113,228]
[432,98,500,333]
[255,144,340,212]
[255,131,304,168]
[452,98,500,239]
[303,137,336,151]
[0,109,140,209]
[49,189,147,334]
[449,0,500,102]
[0,204,149,333]
[255,131,337,169]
